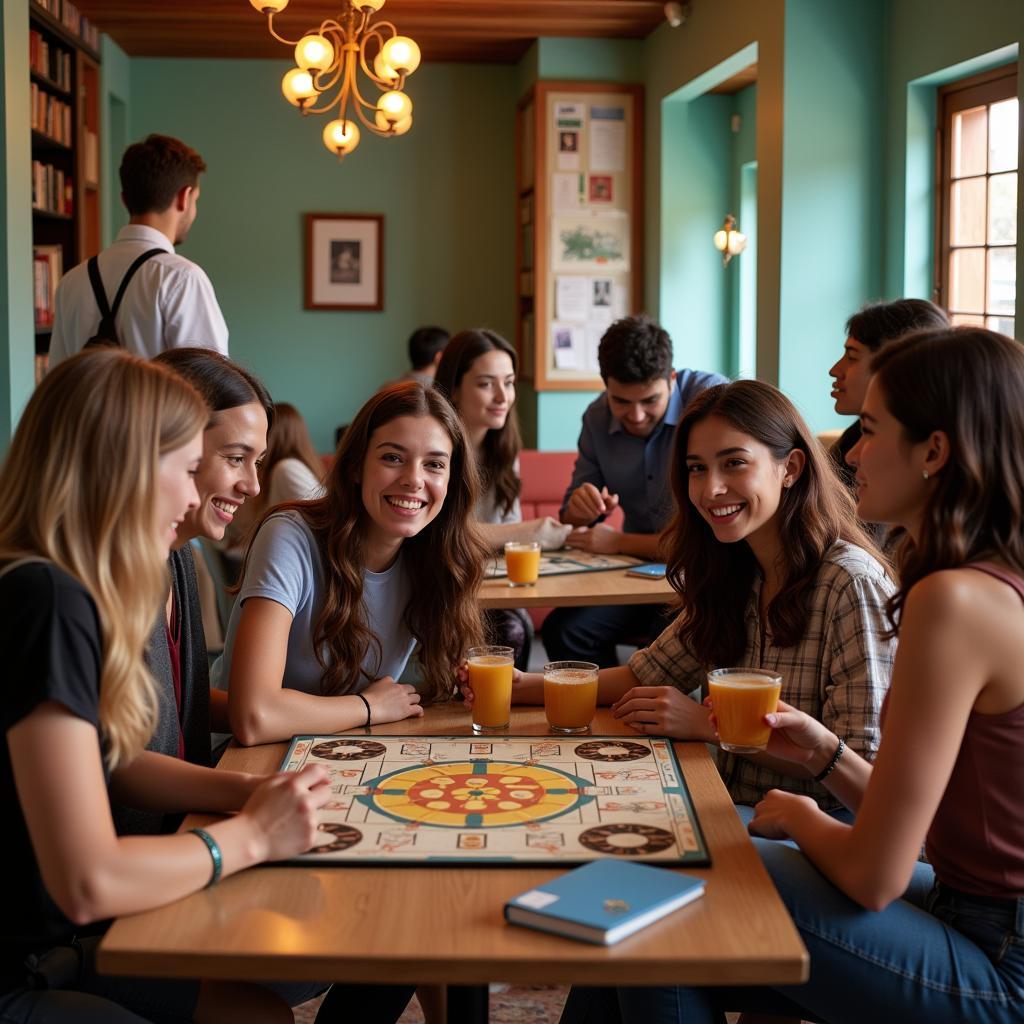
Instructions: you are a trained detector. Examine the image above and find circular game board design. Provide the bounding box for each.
[360,760,593,828]
[311,822,363,853]
[578,823,676,855]
[574,740,652,762]
[310,739,388,761]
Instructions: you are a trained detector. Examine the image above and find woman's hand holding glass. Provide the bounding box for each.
[706,696,840,772]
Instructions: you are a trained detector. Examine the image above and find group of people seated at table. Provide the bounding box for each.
[1,288,1022,1024]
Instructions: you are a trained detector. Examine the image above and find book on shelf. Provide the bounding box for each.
[504,859,706,946]
[32,0,100,50]
[31,160,73,215]
[29,29,72,90]
[33,244,63,329]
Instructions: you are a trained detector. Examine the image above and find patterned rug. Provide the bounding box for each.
[295,985,568,1022]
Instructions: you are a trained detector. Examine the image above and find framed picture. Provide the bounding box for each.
[304,213,383,311]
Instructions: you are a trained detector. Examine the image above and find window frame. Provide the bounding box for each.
[934,64,1018,327]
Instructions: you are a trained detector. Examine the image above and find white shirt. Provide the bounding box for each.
[49,224,229,366]
[266,457,325,507]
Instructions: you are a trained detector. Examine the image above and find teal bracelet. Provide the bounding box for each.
[190,827,223,888]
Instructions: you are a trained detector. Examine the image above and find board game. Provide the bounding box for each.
[485,551,641,579]
[279,734,710,866]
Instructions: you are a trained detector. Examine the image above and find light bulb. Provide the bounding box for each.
[380,36,420,75]
[376,111,412,135]
[295,34,334,73]
[357,0,386,10]
[377,90,412,124]
[713,229,728,252]
[250,0,289,11]
[322,119,360,155]
[373,52,399,83]
[281,68,316,106]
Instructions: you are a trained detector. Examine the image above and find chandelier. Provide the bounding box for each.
[248,0,420,160]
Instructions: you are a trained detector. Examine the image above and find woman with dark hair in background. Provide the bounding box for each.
[260,402,325,507]
[828,298,949,489]
[436,329,571,669]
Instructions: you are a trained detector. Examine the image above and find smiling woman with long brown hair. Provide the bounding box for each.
[223,381,487,747]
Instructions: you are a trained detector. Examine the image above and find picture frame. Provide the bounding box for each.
[304,213,383,311]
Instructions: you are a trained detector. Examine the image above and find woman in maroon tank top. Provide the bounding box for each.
[569,327,1024,1023]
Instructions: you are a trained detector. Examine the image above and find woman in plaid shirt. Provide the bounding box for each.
[485,379,895,814]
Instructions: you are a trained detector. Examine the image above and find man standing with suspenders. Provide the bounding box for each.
[48,134,229,366]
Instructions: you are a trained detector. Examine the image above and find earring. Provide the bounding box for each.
[922,470,929,480]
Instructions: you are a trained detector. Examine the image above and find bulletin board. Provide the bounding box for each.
[515,82,644,390]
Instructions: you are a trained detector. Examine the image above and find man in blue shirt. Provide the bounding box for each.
[542,315,728,666]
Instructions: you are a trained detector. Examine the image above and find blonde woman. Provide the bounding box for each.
[0,350,329,1022]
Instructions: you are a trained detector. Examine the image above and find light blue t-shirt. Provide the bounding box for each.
[220,510,415,695]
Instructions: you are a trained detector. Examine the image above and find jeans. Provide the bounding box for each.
[542,604,671,668]
[560,842,1024,1024]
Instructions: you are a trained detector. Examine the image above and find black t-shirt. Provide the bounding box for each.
[0,561,108,990]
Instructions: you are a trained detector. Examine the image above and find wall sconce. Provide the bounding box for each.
[714,214,747,267]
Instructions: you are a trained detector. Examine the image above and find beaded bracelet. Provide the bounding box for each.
[356,692,372,727]
[190,827,223,888]
[813,737,846,783]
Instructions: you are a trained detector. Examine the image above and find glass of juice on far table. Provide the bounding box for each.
[707,668,782,753]
[543,660,599,734]
[468,645,514,733]
[504,541,541,587]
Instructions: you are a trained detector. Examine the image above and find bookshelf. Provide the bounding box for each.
[29,0,101,377]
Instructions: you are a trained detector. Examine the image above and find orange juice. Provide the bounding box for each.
[543,662,599,734]
[468,646,514,732]
[504,542,541,586]
[707,669,782,753]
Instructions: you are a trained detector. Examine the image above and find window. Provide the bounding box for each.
[937,66,1018,337]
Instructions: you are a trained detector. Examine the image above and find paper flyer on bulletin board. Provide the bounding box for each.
[515,83,640,389]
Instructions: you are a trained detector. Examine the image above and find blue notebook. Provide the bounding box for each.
[504,860,705,945]
[625,562,667,579]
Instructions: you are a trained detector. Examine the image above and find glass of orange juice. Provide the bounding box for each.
[504,541,541,587]
[468,645,514,733]
[707,668,782,753]
[543,660,599,734]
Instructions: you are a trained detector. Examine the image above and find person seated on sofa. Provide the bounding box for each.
[435,328,571,669]
[543,315,727,666]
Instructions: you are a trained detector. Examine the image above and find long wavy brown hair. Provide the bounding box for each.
[246,382,486,701]
[665,379,882,667]
[870,327,1024,632]
[434,329,522,518]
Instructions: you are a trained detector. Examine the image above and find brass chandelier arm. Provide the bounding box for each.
[266,12,301,46]
[344,57,389,134]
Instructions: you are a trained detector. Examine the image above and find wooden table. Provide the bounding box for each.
[478,561,675,610]
[99,707,806,992]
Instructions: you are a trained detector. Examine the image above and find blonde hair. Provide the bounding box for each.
[0,350,207,768]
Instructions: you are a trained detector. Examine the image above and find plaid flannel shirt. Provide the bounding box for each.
[628,541,896,809]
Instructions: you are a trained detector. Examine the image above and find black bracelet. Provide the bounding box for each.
[190,827,222,888]
[813,737,846,783]
[356,693,371,727]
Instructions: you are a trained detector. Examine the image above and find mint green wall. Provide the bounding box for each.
[731,85,758,377]
[660,91,734,372]
[100,36,131,246]
[128,58,517,452]
[0,2,33,446]
[778,0,885,432]
[883,0,1024,304]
